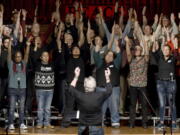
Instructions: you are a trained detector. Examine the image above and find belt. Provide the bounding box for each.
[158,78,175,81]
[98,85,119,88]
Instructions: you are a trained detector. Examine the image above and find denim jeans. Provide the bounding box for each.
[129,86,148,124]
[156,80,177,122]
[36,90,53,126]
[78,126,104,135]
[8,88,26,125]
[96,86,120,124]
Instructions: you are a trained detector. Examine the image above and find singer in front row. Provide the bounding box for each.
[151,43,179,130]
[7,37,31,130]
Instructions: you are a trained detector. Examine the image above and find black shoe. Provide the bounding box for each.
[142,123,148,129]
[129,123,135,128]
[61,121,71,128]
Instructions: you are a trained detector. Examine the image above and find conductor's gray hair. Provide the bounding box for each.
[84,76,96,92]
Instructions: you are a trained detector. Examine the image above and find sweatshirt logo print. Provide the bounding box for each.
[35,65,55,88]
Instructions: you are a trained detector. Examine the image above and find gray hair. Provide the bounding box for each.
[84,76,96,92]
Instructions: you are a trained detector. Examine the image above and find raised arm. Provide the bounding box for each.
[51,0,61,24]
[78,22,85,48]
[142,6,147,29]
[0,5,3,55]
[133,10,144,42]
[33,37,38,52]
[33,5,38,24]
[150,41,160,65]
[134,20,144,42]
[125,36,132,63]
[14,10,21,38]
[56,22,62,52]
[21,9,27,37]
[93,44,103,68]
[0,4,3,27]
[105,68,111,83]
[24,36,32,63]
[119,6,124,30]
[86,20,94,46]
[178,12,180,31]
[8,39,12,61]
[152,41,159,53]
[71,67,80,87]
[170,13,178,35]
[107,23,115,49]
[98,7,105,39]
[114,39,121,68]
[152,14,159,32]
[74,1,80,29]
[121,8,133,42]
[19,25,23,43]
[154,14,163,39]
[100,7,111,41]
[0,38,2,56]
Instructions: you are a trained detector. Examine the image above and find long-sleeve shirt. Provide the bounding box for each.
[102,20,121,52]
[94,51,121,86]
[69,83,112,126]
[151,50,179,79]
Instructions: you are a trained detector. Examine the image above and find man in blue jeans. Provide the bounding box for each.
[151,44,179,130]
[69,67,112,135]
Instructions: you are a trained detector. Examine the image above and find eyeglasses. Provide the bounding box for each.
[15,56,22,58]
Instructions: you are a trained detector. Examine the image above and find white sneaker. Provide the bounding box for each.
[9,124,15,130]
[112,123,120,128]
[20,123,28,130]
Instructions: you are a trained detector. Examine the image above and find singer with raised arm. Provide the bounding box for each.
[69,67,112,135]
[151,40,179,130]
[7,37,32,130]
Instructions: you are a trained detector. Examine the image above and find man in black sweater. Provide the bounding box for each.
[69,67,112,135]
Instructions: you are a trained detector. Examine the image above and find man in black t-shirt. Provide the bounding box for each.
[69,67,112,135]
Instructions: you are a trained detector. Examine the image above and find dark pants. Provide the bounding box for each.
[61,87,76,124]
[61,83,83,125]
[0,78,8,108]
[56,79,66,114]
[129,86,148,124]
[8,88,26,125]
[78,126,104,135]
[25,73,35,114]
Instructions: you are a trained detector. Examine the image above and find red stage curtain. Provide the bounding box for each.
[1,0,179,24]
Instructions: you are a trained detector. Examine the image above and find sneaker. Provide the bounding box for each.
[112,123,120,128]
[61,121,71,128]
[44,125,54,129]
[8,124,15,130]
[142,123,148,129]
[156,123,165,130]
[129,123,135,128]
[20,123,28,130]
[36,125,43,129]
[172,123,177,129]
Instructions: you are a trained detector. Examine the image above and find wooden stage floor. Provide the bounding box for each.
[0,126,180,135]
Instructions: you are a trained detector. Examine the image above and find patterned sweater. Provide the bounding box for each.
[35,62,55,90]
